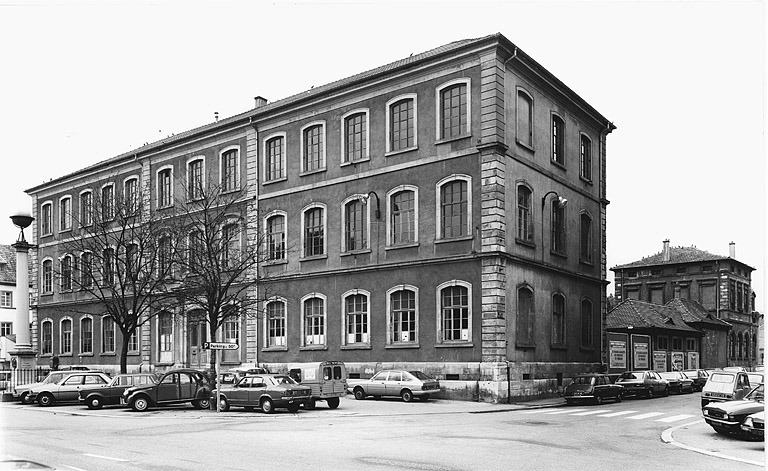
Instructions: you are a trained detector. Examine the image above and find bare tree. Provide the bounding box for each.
[54,177,179,373]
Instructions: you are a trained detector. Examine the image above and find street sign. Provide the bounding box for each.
[202,342,239,350]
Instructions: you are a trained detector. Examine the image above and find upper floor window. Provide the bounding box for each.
[102,316,115,353]
[437,281,471,343]
[0,291,12,308]
[41,202,52,236]
[580,212,593,263]
[221,148,239,192]
[81,316,93,354]
[42,259,53,293]
[302,294,326,347]
[302,205,325,258]
[552,293,566,345]
[516,285,534,346]
[552,114,565,165]
[343,290,370,346]
[157,168,173,208]
[516,89,533,148]
[302,123,325,173]
[221,222,240,268]
[551,199,566,254]
[343,197,368,252]
[265,212,286,261]
[80,252,93,288]
[60,254,73,291]
[0,322,11,337]
[437,175,470,239]
[580,134,592,181]
[59,196,72,232]
[581,298,594,348]
[266,298,287,348]
[387,95,417,153]
[516,185,533,242]
[41,320,52,355]
[188,229,204,268]
[101,184,115,220]
[188,158,204,200]
[264,134,286,182]
[60,318,72,354]
[124,177,139,214]
[343,110,368,163]
[79,191,93,227]
[387,286,418,345]
[437,80,469,140]
[388,186,417,246]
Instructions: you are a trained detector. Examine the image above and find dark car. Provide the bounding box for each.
[702,383,764,438]
[79,373,158,409]
[563,374,623,405]
[216,374,311,413]
[615,370,669,398]
[683,369,709,392]
[121,369,212,412]
[352,370,440,402]
[659,371,694,394]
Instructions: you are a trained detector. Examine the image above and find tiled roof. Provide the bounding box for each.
[607,299,701,333]
[0,245,17,284]
[666,298,731,327]
[612,246,729,270]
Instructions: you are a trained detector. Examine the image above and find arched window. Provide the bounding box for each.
[437,80,469,140]
[264,134,286,181]
[302,123,325,172]
[342,110,368,163]
[516,89,533,147]
[551,114,565,164]
[302,294,326,347]
[437,175,470,239]
[388,186,417,246]
[265,213,286,261]
[187,158,204,200]
[79,190,93,227]
[580,134,592,181]
[738,332,744,359]
[60,254,73,291]
[581,299,594,348]
[580,212,593,263]
[302,205,325,257]
[517,185,533,242]
[81,317,93,354]
[387,286,418,345]
[158,311,173,363]
[220,147,240,192]
[102,316,115,353]
[60,318,72,355]
[552,293,566,346]
[438,281,471,343]
[516,286,534,346]
[41,319,53,355]
[266,298,287,348]
[343,290,370,346]
[387,95,416,152]
[343,198,368,252]
[42,259,53,293]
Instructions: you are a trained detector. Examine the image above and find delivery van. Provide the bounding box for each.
[287,361,347,409]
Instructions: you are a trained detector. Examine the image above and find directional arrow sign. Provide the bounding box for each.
[202,342,239,350]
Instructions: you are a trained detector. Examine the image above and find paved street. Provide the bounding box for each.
[0,393,763,471]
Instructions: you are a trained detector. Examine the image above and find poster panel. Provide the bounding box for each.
[653,351,667,372]
[634,343,649,369]
[671,352,684,371]
[610,341,627,369]
[687,352,700,370]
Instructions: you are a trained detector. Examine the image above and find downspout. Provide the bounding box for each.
[599,121,614,373]
[249,116,260,367]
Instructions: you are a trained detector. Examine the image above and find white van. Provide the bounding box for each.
[287,361,347,409]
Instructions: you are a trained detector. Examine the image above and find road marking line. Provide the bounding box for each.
[598,411,638,417]
[655,414,695,423]
[571,410,612,416]
[544,409,588,414]
[83,454,129,462]
[626,412,665,420]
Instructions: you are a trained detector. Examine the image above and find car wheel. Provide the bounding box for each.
[353,388,366,400]
[305,399,317,410]
[419,394,430,402]
[192,398,211,409]
[401,390,414,403]
[131,396,150,412]
[218,397,230,412]
[327,397,340,409]
[20,392,32,405]
[663,386,670,397]
[287,403,300,413]
[646,387,654,399]
[37,393,54,407]
[261,398,275,414]
[87,396,103,410]
[595,394,604,405]
[615,392,622,403]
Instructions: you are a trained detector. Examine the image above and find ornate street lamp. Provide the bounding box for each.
[9,210,36,373]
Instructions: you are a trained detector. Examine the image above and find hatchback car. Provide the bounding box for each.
[682,369,709,392]
[216,374,311,413]
[78,373,158,409]
[703,383,764,438]
[659,371,694,394]
[615,370,669,398]
[14,371,78,404]
[352,370,440,402]
[701,370,754,408]
[28,372,112,406]
[563,374,623,405]
[121,369,212,412]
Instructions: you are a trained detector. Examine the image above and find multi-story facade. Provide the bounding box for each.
[25,33,614,401]
[612,240,758,369]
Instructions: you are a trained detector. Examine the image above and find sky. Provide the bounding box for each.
[0,0,765,310]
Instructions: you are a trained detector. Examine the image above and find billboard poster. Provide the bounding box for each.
[634,343,649,369]
[653,351,667,372]
[671,352,684,371]
[610,341,627,369]
[687,352,700,370]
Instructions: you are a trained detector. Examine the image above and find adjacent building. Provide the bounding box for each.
[0,244,35,370]
[25,33,614,401]
[611,240,759,369]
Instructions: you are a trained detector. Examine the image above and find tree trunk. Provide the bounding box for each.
[119,333,131,374]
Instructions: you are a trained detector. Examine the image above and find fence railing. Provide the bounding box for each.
[0,367,52,393]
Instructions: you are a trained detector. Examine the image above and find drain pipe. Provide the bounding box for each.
[506,360,511,404]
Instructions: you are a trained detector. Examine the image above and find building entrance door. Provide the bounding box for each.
[188,314,208,369]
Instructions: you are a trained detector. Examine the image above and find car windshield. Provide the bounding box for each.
[709,373,736,383]
[746,384,764,402]
[659,373,678,380]
[408,371,434,381]
[271,375,297,385]
[572,376,595,385]
[618,372,642,380]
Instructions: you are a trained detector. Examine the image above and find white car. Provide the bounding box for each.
[28,372,111,406]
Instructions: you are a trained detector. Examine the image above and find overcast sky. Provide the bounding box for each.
[0,0,764,310]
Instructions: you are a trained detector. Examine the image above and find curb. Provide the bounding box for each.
[661,420,764,467]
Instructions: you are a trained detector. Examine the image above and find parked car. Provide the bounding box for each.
[701,370,754,408]
[28,371,112,406]
[216,374,311,413]
[702,383,764,438]
[215,366,270,386]
[659,371,694,394]
[741,410,764,440]
[78,373,158,409]
[121,369,212,412]
[747,372,764,388]
[352,369,440,402]
[288,361,347,409]
[683,369,709,392]
[563,374,623,405]
[14,370,81,404]
[615,370,669,398]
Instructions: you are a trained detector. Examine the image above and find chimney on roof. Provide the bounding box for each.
[214,112,219,122]
[729,241,736,259]
[254,96,268,108]
[662,239,670,262]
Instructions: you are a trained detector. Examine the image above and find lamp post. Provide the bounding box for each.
[356,191,380,220]
[540,191,567,260]
[9,211,37,373]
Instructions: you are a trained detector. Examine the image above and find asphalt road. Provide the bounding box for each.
[0,392,763,471]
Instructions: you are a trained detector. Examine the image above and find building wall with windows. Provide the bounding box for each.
[25,33,613,401]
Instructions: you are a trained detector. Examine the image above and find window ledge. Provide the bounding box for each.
[300,168,327,177]
[385,242,420,251]
[100,353,116,357]
[265,259,288,266]
[435,134,470,145]
[58,353,73,357]
[79,353,94,357]
[580,259,594,267]
[263,346,288,352]
[340,345,372,350]
[550,250,568,259]
[515,238,536,249]
[341,249,371,257]
[156,205,174,211]
[340,156,370,167]
[300,254,328,262]
[579,176,593,185]
[550,344,568,351]
[385,146,418,157]
[300,345,328,351]
[41,233,53,238]
[579,346,596,352]
[551,160,566,170]
[59,228,72,234]
[435,342,474,348]
[39,353,52,358]
[515,342,536,350]
[385,343,420,349]
[435,235,473,244]
[221,188,241,195]
[127,352,140,356]
[263,177,287,186]
[515,140,535,153]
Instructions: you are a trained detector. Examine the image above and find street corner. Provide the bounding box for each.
[662,419,765,467]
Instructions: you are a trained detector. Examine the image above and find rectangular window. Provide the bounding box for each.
[101,185,114,220]
[81,318,93,354]
[102,317,115,353]
[188,160,203,200]
[159,313,173,352]
[672,337,682,351]
[80,192,92,226]
[41,203,52,235]
[440,84,467,139]
[441,286,469,342]
[440,180,468,239]
[580,135,592,181]
[390,290,416,344]
[59,197,71,231]
[0,322,12,337]
[686,338,697,351]
[124,178,138,214]
[267,216,286,261]
[657,336,669,350]
[266,137,285,181]
[552,115,564,164]
[344,113,367,162]
[303,125,324,172]
[304,298,325,346]
[391,190,415,244]
[345,200,367,251]
[222,149,239,192]
[267,302,286,347]
[128,328,139,352]
[345,294,369,344]
[158,169,172,208]
[304,208,324,257]
[41,322,52,355]
[0,291,12,308]
[390,99,414,151]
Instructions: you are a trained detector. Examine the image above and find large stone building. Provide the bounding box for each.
[25,33,614,402]
[611,240,759,369]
